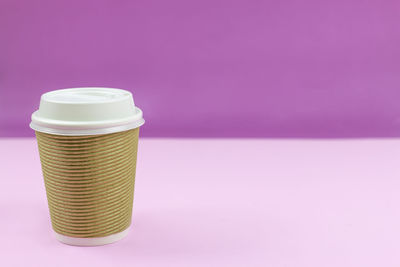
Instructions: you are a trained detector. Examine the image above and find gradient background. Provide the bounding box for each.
[1,0,400,138]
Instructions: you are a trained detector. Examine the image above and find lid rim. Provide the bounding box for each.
[31,107,143,127]
[30,119,145,136]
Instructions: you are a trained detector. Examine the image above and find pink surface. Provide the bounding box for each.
[1,138,400,266]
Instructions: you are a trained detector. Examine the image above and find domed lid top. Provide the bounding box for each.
[30,87,144,136]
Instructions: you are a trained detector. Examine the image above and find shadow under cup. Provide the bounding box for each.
[36,128,140,242]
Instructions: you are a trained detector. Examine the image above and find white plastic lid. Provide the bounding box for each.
[30,87,145,136]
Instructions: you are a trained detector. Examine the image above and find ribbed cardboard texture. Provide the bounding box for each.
[35,128,139,238]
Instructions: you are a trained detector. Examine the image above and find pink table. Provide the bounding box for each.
[1,138,399,266]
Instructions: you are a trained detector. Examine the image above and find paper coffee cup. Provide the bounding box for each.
[30,88,145,246]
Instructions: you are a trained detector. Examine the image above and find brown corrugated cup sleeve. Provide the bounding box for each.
[35,128,139,238]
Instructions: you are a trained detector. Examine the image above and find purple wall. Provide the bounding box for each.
[1,0,400,137]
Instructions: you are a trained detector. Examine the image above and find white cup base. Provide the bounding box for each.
[54,227,130,246]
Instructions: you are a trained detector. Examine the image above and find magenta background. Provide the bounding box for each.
[1,0,400,137]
